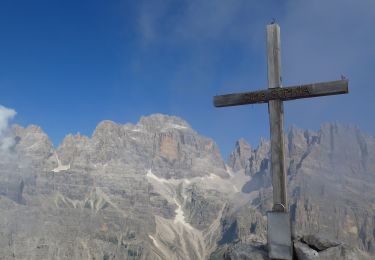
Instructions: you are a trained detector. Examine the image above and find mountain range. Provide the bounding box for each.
[0,114,374,259]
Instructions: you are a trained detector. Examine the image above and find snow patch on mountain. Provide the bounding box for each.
[52,153,70,173]
[174,198,193,229]
[167,123,188,130]
[146,169,170,183]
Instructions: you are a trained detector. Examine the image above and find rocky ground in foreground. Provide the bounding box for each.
[0,114,374,259]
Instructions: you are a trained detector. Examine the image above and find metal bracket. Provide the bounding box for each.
[273,203,286,212]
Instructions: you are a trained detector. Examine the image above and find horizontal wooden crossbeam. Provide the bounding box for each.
[213,79,348,107]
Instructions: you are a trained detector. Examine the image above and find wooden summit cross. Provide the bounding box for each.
[213,23,348,259]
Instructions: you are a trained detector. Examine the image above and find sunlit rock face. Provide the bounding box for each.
[0,115,373,259]
[0,114,231,260]
[228,138,252,172]
[56,114,228,179]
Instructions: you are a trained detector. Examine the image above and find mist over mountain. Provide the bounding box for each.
[0,114,373,259]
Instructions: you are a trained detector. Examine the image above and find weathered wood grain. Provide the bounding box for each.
[266,24,288,212]
[213,80,348,107]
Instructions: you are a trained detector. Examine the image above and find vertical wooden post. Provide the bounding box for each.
[267,24,287,212]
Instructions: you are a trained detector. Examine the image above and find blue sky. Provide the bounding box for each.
[0,0,374,158]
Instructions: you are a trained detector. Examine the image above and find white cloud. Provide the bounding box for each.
[0,105,17,151]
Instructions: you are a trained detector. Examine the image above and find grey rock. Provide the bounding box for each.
[228,138,252,172]
[210,242,269,260]
[294,241,319,260]
[12,124,55,169]
[319,245,363,260]
[248,138,270,177]
[0,115,374,259]
[0,114,233,259]
[302,233,340,251]
[57,114,228,179]
[234,124,375,255]
[294,234,370,260]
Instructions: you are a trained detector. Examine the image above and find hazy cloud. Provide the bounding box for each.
[280,0,375,130]
[134,0,272,94]
[0,105,16,151]
[282,0,375,81]
[132,0,375,156]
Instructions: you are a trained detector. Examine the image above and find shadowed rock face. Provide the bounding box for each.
[0,115,373,259]
[229,123,375,257]
[228,138,252,172]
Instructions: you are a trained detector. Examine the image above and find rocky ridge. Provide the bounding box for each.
[0,114,373,259]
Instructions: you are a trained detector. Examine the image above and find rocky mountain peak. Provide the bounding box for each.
[310,122,375,178]
[12,124,45,135]
[138,114,191,131]
[237,138,251,151]
[12,124,54,164]
[57,133,90,166]
[257,137,270,155]
[3,127,55,172]
[35,114,226,179]
[61,133,89,144]
[287,126,315,158]
[92,120,122,139]
[228,138,252,172]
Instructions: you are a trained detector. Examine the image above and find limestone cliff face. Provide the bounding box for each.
[228,138,252,172]
[12,124,55,169]
[0,115,373,259]
[0,114,231,260]
[57,114,227,179]
[229,124,375,255]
